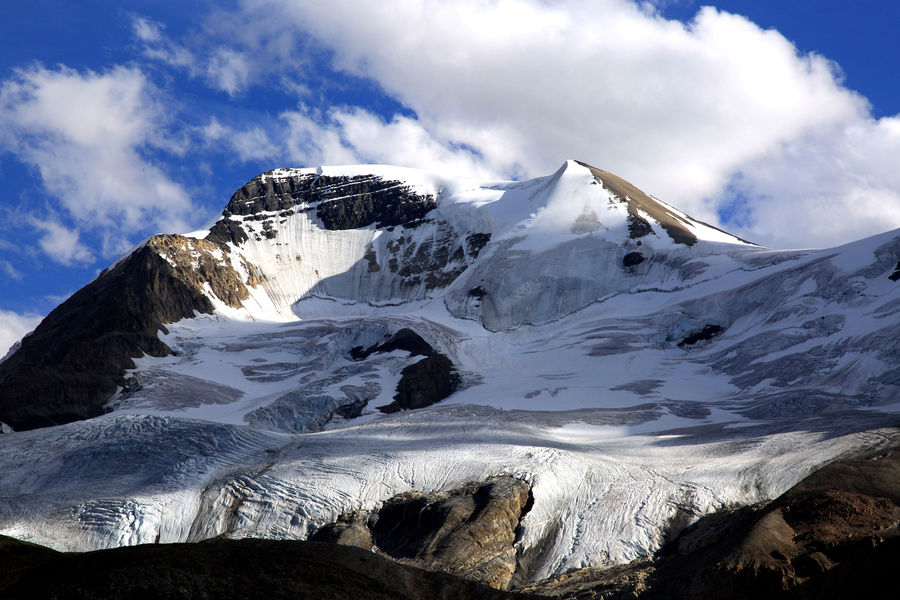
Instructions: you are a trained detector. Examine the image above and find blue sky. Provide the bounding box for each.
[2,0,900,353]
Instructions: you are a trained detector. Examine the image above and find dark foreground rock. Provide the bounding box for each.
[0,536,532,600]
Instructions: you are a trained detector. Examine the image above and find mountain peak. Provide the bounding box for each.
[0,162,794,429]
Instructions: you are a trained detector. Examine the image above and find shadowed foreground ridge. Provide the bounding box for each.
[0,538,530,600]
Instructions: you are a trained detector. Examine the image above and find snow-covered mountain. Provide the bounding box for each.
[0,160,898,587]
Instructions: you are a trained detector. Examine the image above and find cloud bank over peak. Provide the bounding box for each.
[1,0,898,279]
[192,0,898,248]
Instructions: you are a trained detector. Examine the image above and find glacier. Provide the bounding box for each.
[0,160,898,583]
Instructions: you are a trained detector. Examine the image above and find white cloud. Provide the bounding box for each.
[330,109,502,179]
[185,0,899,248]
[0,309,42,360]
[207,49,253,96]
[131,16,196,70]
[202,117,280,162]
[30,218,94,266]
[0,65,194,263]
[281,110,359,167]
[720,115,900,248]
[278,107,502,179]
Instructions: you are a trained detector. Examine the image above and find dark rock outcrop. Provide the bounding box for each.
[225,171,437,230]
[314,476,533,590]
[677,324,724,348]
[349,328,460,413]
[627,214,654,239]
[0,235,248,431]
[466,232,492,258]
[205,217,249,248]
[350,328,436,361]
[380,354,459,413]
[889,260,900,281]
[622,251,645,267]
[0,536,531,600]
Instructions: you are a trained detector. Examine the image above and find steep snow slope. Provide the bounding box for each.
[0,161,898,582]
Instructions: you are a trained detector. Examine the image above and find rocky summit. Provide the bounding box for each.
[0,160,898,597]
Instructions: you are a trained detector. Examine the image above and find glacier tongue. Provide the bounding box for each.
[1,161,899,583]
[1,410,897,580]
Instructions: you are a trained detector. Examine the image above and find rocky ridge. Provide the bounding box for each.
[0,236,239,430]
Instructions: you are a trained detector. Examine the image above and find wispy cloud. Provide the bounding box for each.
[131,16,196,70]
[131,14,260,96]
[202,117,280,162]
[28,218,94,266]
[0,64,194,264]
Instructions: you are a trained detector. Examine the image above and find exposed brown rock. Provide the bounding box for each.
[576,161,698,246]
[147,235,249,308]
[308,511,373,549]
[314,476,533,590]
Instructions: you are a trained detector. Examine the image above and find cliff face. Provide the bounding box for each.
[225,170,438,230]
[313,476,533,590]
